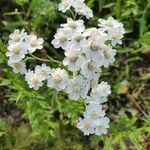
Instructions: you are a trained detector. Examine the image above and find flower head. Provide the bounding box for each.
[6,42,27,62]
[51,28,71,50]
[91,82,111,101]
[47,68,69,91]
[25,34,44,53]
[65,75,89,100]
[25,70,43,90]
[63,50,85,71]
[35,64,51,81]
[77,118,95,135]
[8,60,27,75]
[9,29,27,44]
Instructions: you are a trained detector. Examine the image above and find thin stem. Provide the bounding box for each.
[26,53,63,66]
[29,53,51,62]
[70,10,77,20]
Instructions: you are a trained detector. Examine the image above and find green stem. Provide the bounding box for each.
[26,53,63,66]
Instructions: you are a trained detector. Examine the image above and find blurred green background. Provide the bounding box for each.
[0,0,150,149]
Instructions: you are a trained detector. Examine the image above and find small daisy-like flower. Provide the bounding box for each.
[107,28,124,46]
[51,28,71,50]
[35,64,51,81]
[72,1,93,19]
[102,45,116,68]
[91,82,111,101]
[6,42,28,62]
[77,117,95,136]
[59,0,73,12]
[83,28,107,41]
[25,70,43,90]
[82,39,104,67]
[69,32,86,51]
[61,18,85,34]
[9,29,27,44]
[47,68,69,91]
[98,17,122,31]
[8,60,27,75]
[63,50,85,71]
[80,60,99,79]
[25,34,44,53]
[94,117,110,136]
[83,104,105,124]
[65,75,89,100]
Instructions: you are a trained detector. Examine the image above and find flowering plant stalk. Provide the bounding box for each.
[6,0,125,136]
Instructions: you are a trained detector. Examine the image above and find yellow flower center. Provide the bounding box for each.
[13,46,20,54]
[68,21,77,29]
[68,53,78,63]
[90,41,99,51]
[40,69,46,75]
[88,62,96,71]
[104,50,111,59]
[91,112,99,119]
[32,77,38,84]
[59,34,67,43]
[73,84,81,92]
[83,122,90,129]
[31,40,37,47]
[99,124,104,129]
[74,34,83,42]
[52,75,62,83]
[112,32,119,39]
[14,63,21,69]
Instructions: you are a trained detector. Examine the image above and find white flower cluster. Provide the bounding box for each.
[6,29,44,75]
[6,0,125,136]
[59,0,93,19]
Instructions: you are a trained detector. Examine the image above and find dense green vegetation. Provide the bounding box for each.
[0,0,150,149]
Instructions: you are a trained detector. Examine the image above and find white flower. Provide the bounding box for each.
[98,17,125,46]
[61,18,85,34]
[83,28,107,41]
[35,64,51,81]
[102,45,116,68]
[85,96,108,105]
[69,32,86,51]
[77,117,95,135]
[98,17,122,31]
[80,60,99,79]
[94,117,110,136]
[25,70,43,90]
[107,28,124,46]
[82,38,104,67]
[6,42,28,62]
[51,28,71,50]
[65,75,89,100]
[72,1,93,19]
[87,73,100,88]
[83,104,105,124]
[8,60,27,75]
[59,0,73,12]
[91,82,111,100]
[63,50,85,71]
[25,34,44,53]
[47,68,68,91]
[9,29,26,44]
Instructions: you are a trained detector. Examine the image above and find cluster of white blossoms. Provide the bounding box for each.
[59,0,93,19]
[6,0,125,136]
[6,29,44,76]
